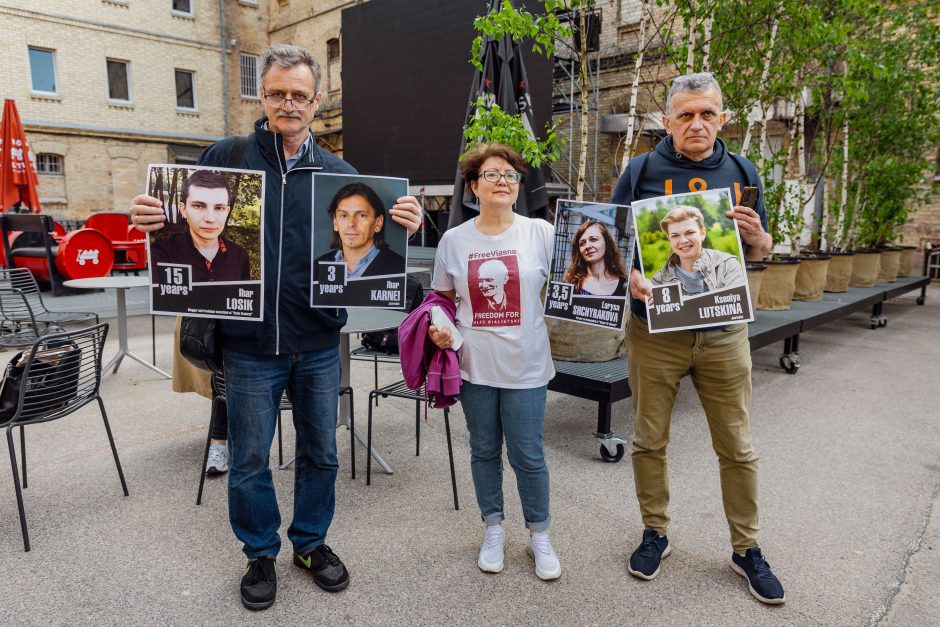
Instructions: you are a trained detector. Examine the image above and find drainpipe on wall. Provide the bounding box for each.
[219,0,230,136]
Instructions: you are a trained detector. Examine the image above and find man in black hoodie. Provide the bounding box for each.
[612,72,784,605]
[131,45,421,610]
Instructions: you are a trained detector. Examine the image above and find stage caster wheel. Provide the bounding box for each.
[779,354,800,374]
[600,443,625,463]
[916,296,925,305]
[878,317,887,328]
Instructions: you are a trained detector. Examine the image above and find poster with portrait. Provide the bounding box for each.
[310,173,409,309]
[146,164,264,320]
[543,200,633,330]
[632,188,753,333]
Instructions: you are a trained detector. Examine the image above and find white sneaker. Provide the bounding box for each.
[205,444,229,475]
[477,525,505,573]
[526,532,561,580]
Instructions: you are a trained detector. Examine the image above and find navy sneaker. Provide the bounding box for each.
[730,548,786,605]
[240,557,276,610]
[628,529,672,580]
[294,544,350,592]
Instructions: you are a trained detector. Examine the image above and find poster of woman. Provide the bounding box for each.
[146,164,264,320]
[543,200,633,330]
[310,173,409,308]
[631,187,753,332]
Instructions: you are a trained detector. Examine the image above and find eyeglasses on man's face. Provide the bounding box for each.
[262,89,317,109]
[480,169,522,184]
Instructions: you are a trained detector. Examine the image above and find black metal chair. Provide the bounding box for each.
[2,323,128,551]
[0,287,62,348]
[0,214,70,296]
[366,380,459,510]
[349,345,402,406]
[0,267,98,328]
[196,373,355,504]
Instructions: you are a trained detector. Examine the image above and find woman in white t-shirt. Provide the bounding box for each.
[429,143,560,581]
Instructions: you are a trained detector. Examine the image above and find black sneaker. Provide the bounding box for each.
[730,548,786,605]
[628,529,672,580]
[240,557,276,610]
[293,544,350,592]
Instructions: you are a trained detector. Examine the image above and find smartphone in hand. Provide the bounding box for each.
[739,186,759,209]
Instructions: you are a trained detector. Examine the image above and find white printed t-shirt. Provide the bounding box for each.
[431,214,555,389]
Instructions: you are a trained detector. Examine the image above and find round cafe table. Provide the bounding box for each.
[64,276,171,379]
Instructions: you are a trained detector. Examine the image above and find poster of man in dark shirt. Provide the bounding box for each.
[310,173,408,309]
[146,165,264,320]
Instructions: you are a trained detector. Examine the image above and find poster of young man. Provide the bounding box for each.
[543,200,633,330]
[146,164,264,320]
[631,187,753,332]
[310,173,409,309]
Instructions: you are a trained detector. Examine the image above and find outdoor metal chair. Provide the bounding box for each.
[349,345,401,406]
[2,323,128,551]
[0,287,63,348]
[0,214,71,296]
[196,372,355,504]
[366,380,459,510]
[0,267,98,328]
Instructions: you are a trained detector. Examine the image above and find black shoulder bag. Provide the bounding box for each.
[178,136,247,374]
[0,339,81,424]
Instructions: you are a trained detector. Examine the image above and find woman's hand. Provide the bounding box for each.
[428,324,455,350]
[130,195,166,233]
[390,195,423,237]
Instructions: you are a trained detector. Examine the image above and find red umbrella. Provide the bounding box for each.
[1,99,42,213]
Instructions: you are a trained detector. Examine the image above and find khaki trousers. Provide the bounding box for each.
[628,314,760,552]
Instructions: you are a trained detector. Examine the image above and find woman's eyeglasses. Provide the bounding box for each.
[480,170,522,184]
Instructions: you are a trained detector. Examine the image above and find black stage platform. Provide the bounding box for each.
[548,275,930,461]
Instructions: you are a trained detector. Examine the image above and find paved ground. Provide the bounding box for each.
[1,281,937,626]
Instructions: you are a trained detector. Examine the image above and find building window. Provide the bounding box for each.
[175,69,196,109]
[28,47,58,95]
[172,0,192,15]
[240,53,259,99]
[107,59,131,102]
[36,154,64,175]
[327,38,341,93]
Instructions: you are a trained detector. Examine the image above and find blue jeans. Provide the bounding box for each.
[223,347,341,558]
[459,381,550,532]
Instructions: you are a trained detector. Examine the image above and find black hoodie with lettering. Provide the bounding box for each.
[611,135,768,318]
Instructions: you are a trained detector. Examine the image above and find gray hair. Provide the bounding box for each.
[259,44,322,92]
[665,72,723,113]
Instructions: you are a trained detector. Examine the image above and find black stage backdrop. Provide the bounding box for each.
[342,0,553,185]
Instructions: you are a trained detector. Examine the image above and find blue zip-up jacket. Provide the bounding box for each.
[197,116,357,355]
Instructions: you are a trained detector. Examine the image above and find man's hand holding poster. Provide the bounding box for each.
[631,188,754,332]
[543,200,633,330]
[146,164,264,320]
[310,173,409,309]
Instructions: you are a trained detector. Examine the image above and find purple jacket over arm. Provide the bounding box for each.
[398,291,461,408]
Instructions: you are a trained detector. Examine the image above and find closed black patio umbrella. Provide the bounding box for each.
[448,0,549,229]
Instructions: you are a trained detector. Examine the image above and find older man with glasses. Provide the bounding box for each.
[612,72,784,605]
[131,44,422,610]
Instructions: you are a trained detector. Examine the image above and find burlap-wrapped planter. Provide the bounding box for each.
[898,246,917,277]
[823,251,855,292]
[546,316,626,362]
[756,257,800,311]
[792,254,831,301]
[876,248,902,283]
[850,250,881,287]
[745,263,766,304]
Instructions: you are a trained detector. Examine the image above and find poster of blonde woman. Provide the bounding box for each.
[631,188,753,332]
